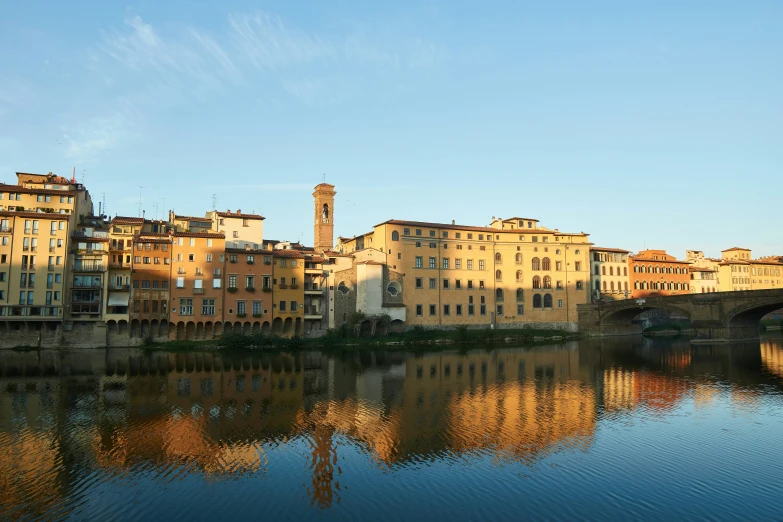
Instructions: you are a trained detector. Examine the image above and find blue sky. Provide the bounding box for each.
[1,1,781,256]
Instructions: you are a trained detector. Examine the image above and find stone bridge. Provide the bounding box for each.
[577,289,783,340]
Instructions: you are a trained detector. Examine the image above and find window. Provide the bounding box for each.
[429,257,436,268]
[575,262,581,271]
[202,299,215,315]
[443,279,450,289]
[533,276,541,289]
[337,281,349,294]
[180,298,193,315]
[455,279,462,289]
[478,260,485,270]
[497,304,503,316]
[496,288,503,300]
[543,294,553,307]
[516,288,524,302]
[237,301,246,315]
[252,301,262,315]
[542,258,551,270]
[188,254,195,262]
[442,258,449,269]
[480,304,486,315]
[468,304,474,315]
[392,231,399,241]
[176,277,185,288]
[228,275,237,289]
[443,304,450,316]
[429,230,435,237]
[430,242,436,249]
[429,278,437,289]
[403,228,410,235]
[455,259,462,269]
[495,270,502,280]
[532,257,541,270]
[415,256,422,268]
[279,301,286,312]
[456,304,462,315]
[416,304,423,316]
[415,277,423,289]
[467,259,473,270]
[467,280,474,289]
[415,229,422,236]
[556,280,563,290]
[533,294,542,308]
[429,304,436,316]
[576,281,583,290]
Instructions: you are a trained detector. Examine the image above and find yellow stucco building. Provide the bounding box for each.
[336,215,592,330]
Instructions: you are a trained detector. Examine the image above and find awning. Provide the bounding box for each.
[107,292,129,306]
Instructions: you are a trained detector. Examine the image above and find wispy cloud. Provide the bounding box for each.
[96,15,239,90]
[229,13,335,69]
[61,101,139,162]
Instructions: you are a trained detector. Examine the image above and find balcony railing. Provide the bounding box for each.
[0,226,11,234]
[47,264,55,271]
[278,283,288,289]
[110,285,130,291]
[72,263,106,272]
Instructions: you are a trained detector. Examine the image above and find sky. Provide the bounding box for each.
[1,1,781,257]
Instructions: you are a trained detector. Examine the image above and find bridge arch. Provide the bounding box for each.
[724,298,783,329]
[598,301,692,334]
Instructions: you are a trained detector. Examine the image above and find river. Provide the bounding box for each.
[1,336,783,521]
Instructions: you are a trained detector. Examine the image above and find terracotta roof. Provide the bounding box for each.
[225,247,273,255]
[307,256,328,263]
[630,256,689,264]
[748,259,783,266]
[689,266,717,272]
[357,260,385,265]
[499,216,539,222]
[375,219,588,237]
[112,216,144,224]
[134,237,171,244]
[273,250,306,259]
[217,211,265,220]
[172,231,225,238]
[721,247,750,252]
[174,215,212,222]
[718,260,749,265]
[0,210,65,219]
[591,246,630,253]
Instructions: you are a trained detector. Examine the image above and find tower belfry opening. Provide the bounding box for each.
[313,183,335,253]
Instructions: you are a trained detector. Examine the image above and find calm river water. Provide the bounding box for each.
[2,336,783,521]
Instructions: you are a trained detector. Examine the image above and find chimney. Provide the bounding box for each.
[452,220,455,225]
[142,210,146,220]
[237,209,241,214]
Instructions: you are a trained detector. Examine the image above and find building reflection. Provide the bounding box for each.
[0,337,782,515]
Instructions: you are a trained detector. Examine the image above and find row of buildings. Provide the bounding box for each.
[0,170,781,345]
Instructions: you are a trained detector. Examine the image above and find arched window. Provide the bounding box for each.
[543,294,553,308]
[602,266,606,276]
[532,257,541,271]
[610,281,615,291]
[634,281,639,289]
[516,270,523,281]
[516,288,524,302]
[391,231,399,241]
[495,270,502,280]
[596,280,601,290]
[594,266,600,275]
[624,267,628,276]
[337,281,349,294]
[322,203,330,224]
[533,294,542,308]
[603,281,607,291]
[542,257,551,271]
[495,252,502,263]
[496,288,503,300]
[609,266,614,276]
[515,253,522,264]
[533,276,541,289]
[640,266,645,273]
[624,282,628,291]
[543,276,552,289]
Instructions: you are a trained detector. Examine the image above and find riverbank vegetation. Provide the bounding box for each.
[142,325,584,353]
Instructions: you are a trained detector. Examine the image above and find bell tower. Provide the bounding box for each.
[313,183,335,252]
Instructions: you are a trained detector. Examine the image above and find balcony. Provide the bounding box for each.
[305,268,324,275]
[304,306,322,320]
[4,306,61,319]
[0,226,11,234]
[72,262,106,273]
[110,285,130,292]
[193,288,205,295]
[47,264,55,271]
[304,284,324,295]
[289,284,299,290]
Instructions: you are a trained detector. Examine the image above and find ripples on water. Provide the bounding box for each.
[1,336,783,521]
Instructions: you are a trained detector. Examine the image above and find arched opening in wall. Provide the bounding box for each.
[195,322,204,340]
[234,321,243,335]
[130,319,141,338]
[252,321,261,335]
[516,270,523,281]
[160,320,168,337]
[272,318,283,335]
[543,294,553,308]
[204,321,213,340]
[223,322,233,336]
[295,317,303,336]
[359,319,374,338]
[495,253,502,263]
[727,301,783,333]
[495,270,502,281]
[321,203,330,223]
[262,321,271,334]
[532,257,541,271]
[496,288,504,301]
[176,322,186,340]
[214,322,223,339]
[168,322,177,340]
[391,230,399,241]
[533,276,541,289]
[185,321,196,341]
[141,320,151,339]
[601,303,692,335]
[542,258,551,271]
[118,320,128,335]
[533,294,542,308]
[389,319,405,334]
[243,321,252,336]
[283,317,293,336]
[107,320,117,334]
[150,320,159,338]
[516,288,524,302]
[515,253,522,264]
[543,276,552,289]
[375,321,388,336]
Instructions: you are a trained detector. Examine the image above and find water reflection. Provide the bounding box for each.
[1,336,782,520]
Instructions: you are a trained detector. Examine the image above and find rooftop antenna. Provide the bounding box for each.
[136,185,146,218]
[101,192,106,218]
[322,173,326,183]
[212,194,217,211]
